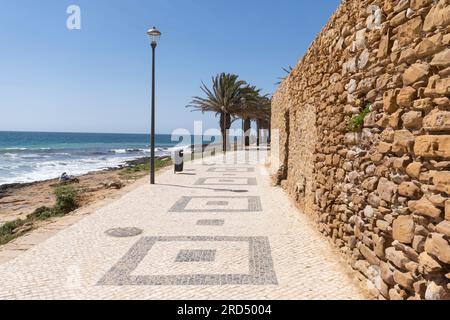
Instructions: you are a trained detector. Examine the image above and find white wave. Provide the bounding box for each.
[20,154,51,159]
[111,148,150,154]
[0,145,191,185]
[111,149,128,154]
[0,156,140,185]
[3,153,19,158]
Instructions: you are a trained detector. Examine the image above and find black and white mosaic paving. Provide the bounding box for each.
[207,167,255,173]
[196,219,225,226]
[98,236,278,286]
[194,177,257,186]
[175,249,216,262]
[169,196,262,213]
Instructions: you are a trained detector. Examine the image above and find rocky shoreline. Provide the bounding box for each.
[0,156,171,226]
[0,156,166,196]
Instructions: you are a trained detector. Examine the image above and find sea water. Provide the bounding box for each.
[0,131,201,185]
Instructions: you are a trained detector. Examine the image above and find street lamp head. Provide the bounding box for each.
[147,27,161,45]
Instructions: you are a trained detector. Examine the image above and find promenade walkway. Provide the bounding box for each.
[0,149,366,299]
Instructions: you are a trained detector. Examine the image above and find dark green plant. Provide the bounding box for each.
[54,185,79,214]
[28,206,55,220]
[347,104,371,132]
[0,219,27,245]
[119,158,172,179]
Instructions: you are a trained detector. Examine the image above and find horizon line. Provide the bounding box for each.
[0,130,175,136]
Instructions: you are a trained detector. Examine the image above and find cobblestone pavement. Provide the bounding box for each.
[0,149,367,299]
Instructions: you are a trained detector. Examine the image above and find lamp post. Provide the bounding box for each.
[147,27,161,185]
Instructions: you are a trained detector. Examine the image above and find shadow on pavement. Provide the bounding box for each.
[156,183,248,193]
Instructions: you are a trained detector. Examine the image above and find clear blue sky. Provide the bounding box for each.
[0,0,340,134]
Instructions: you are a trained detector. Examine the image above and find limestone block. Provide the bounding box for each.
[392,130,415,154]
[378,32,391,58]
[396,86,416,108]
[408,196,442,219]
[377,177,398,203]
[398,48,417,64]
[393,216,415,244]
[379,261,395,285]
[414,135,450,158]
[419,252,443,273]
[425,282,446,300]
[406,162,422,178]
[391,11,407,27]
[430,170,450,194]
[403,63,430,85]
[430,48,450,68]
[424,76,450,96]
[423,109,450,131]
[398,182,421,199]
[413,98,433,112]
[385,247,410,268]
[424,233,450,264]
[423,0,450,31]
[383,89,398,113]
[411,0,433,10]
[393,270,414,290]
[401,111,423,130]
[415,39,441,58]
[397,16,423,47]
[413,235,426,252]
[446,200,450,221]
[358,243,380,265]
[436,221,450,237]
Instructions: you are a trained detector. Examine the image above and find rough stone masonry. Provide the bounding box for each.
[271,0,450,300]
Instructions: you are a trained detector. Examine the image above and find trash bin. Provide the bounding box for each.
[174,149,184,173]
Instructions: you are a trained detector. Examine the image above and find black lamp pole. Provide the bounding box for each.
[147,26,161,185]
[150,41,156,184]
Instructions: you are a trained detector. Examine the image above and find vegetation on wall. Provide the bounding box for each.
[346,104,371,132]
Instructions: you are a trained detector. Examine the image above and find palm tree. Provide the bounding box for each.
[235,85,262,147]
[254,96,271,146]
[275,66,293,85]
[188,73,247,153]
[237,93,271,146]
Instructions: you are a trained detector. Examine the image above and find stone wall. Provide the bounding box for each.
[271,0,450,300]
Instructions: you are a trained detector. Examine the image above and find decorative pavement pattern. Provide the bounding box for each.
[0,149,366,299]
[196,219,225,226]
[169,196,262,213]
[98,236,277,286]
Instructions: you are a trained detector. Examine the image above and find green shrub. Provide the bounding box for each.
[54,185,79,214]
[0,219,26,245]
[120,158,172,178]
[27,206,55,220]
[347,104,371,132]
[0,186,80,246]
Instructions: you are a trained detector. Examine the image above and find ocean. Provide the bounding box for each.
[0,131,200,185]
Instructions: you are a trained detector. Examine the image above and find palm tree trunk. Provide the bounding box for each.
[220,112,226,153]
[243,118,251,147]
[220,112,231,153]
[256,119,261,147]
